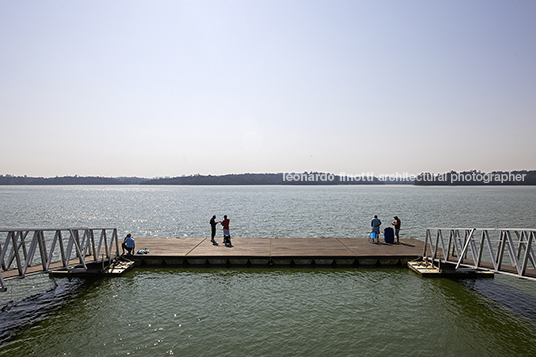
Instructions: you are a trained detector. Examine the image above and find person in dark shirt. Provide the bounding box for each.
[392,216,401,244]
[210,215,219,245]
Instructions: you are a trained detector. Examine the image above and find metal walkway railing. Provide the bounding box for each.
[0,228,120,291]
[423,228,536,281]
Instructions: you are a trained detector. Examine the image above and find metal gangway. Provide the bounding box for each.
[0,228,121,292]
[423,228,536,281]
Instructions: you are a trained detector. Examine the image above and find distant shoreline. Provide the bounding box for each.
[1,170,535,186]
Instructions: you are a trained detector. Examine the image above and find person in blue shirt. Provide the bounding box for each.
[122,233,136,255]
[371,215,382,242]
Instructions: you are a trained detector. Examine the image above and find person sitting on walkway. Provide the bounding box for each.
[371,215,382,243]
[122,233,136,255]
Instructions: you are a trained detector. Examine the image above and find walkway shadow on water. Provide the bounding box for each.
[0,278,94,347]
[460,278,536,323]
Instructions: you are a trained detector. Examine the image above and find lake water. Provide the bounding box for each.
[1,185,536,356]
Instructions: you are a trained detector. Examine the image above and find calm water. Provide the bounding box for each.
[1,185,536,356]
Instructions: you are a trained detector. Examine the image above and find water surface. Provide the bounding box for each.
[1,185,536,356]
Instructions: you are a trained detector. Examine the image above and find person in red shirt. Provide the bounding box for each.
[221,215,231,246]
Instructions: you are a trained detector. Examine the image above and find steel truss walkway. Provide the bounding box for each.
[0,228,120,291]
[423,228,536,281]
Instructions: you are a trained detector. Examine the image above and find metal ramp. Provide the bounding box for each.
[0,228,121,291]
[421,228,536,281]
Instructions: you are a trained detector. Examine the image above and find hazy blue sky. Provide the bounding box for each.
[1,0,535,178]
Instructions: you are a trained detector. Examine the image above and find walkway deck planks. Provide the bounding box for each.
[129,237,425,266]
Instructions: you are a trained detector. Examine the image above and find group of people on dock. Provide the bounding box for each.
[121,213,401,256]
[370,215,401,244]
[210,215,232,246]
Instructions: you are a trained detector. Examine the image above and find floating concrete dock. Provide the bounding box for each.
[49,259,135,278]
[128,237,424,267]
[407,259,494,278]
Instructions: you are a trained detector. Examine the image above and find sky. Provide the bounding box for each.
[1,0,535,178]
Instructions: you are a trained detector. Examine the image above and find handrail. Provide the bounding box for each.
[0,228,120,292]
[423,228,536,281]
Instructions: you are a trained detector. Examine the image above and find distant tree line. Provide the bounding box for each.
[2,170,535,186]
[0,175,147,185]
[141,173,282,185]
[141,172,386,185]
[0,172,386,185]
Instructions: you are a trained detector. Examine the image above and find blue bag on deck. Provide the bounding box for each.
[371,231,376,239]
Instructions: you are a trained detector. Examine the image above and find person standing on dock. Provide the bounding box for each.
[392,216,401,244]
[371,215,381,243]
[221,215,231,246]
[210,215,219,245]
[122,233,135,255]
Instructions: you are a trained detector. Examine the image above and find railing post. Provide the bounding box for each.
[6,232,23,270]
[112,229,120,258]
[56,230,67,267]
[467,229,478,269]
[447,230,454,261]
[46,230,61,271]
[65,230,75,265]
[505,231,522,275]
[455,229,475,270]
[97,229,109,261]
[68,229,88,268]
[81,230,90,264]
[432,230,440,266]
[38,231,48,271]
[484,230,499,272]
[497,231,506,271]
[475,230,486,268]
[89,229,97,259]
[423,229,429,258]
[74,230,81,259]
[438,230,448,261]
[453,229,462,259]
[12,231,24,277]
[80,230,89,258]
[527,231,536,269]
[22,231,41,277]
[521,231,534,277]
[0,231,13,271]
[20,231,29,261]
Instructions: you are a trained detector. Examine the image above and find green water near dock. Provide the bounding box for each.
[3,268,536,356]
[1,185,536,355]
